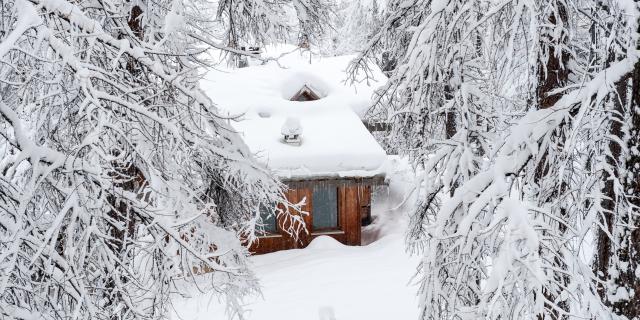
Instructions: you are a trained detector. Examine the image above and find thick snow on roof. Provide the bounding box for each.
[201,45,388,179]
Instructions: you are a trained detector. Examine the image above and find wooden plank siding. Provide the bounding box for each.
[250,184,367,254]
[358,186,372,225]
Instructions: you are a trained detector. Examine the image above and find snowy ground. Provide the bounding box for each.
[171,234,420,320]
[171,157,421,320]
[172,235,420,320]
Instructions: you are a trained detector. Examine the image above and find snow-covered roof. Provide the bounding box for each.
[201,45,388,180]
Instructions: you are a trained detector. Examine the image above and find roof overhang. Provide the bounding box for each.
[283,174,386,189]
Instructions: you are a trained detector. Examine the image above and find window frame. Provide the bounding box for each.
[311,185,341,233]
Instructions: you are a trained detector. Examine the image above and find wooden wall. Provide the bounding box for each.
[250,185,366,254]
[359,186,372,225]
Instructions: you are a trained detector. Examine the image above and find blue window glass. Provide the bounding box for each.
[312,186,338,230]
[259,204,277,234]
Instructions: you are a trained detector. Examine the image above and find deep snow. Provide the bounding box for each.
[171,235,420,320]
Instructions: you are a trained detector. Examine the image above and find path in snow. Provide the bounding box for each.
[171,234,420,320]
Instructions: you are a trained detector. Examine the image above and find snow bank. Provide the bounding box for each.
[363,156,418,244]
[201,45,388,179]
[170,234,419,320]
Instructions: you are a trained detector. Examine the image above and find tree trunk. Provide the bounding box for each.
[594,1,624,297]
[595,5,640,318]
[534,3,570,319]
[104,7,147,319]
[613,13,640,316]
[595,77,625,301]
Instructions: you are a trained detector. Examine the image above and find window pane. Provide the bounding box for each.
[312,186,338,230]
[259,204,277,234]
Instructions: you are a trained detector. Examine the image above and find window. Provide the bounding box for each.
[258,204,277,235]
[290,85,322,101]
[312,186,339,230]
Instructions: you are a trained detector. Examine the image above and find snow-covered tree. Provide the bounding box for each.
[591,1,640,317]
[0,0,300,319]
[326,0,382,56]
[293,0,334,47]
[216,0,334,48]
[351,0,640,319]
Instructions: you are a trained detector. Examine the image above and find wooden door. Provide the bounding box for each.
[338,186,362,246]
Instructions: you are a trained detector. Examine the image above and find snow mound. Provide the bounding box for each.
[171,235,419,320]
[363,156,418,244]
[281,117,303,136]
[306,235,343,250]
[318,306,336,320]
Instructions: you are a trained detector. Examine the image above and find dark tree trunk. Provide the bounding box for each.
[444,109,456,140]
[535,3,570,110]
[595,5,640,319]
[103,7,147,319]
[534,3,570,320]
[593,0,621,296]
[595,76,625,300]
[536,6,570,108]
[613,14,640,316]
[594,31,626,303]
[128,6,143,40]
[444,86,457,197]
[534,2,570,182]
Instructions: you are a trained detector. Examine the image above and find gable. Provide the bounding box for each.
[290,85,321,101]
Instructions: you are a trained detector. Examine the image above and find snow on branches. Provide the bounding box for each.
[0,0,298,319]
[351,0,640,319]
[215,0,334,48]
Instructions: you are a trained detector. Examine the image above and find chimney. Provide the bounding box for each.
[281,117,303,146]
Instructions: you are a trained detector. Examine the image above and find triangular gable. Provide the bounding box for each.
[290,85,321,102]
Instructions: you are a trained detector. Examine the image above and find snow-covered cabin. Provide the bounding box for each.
[202,47,387,254]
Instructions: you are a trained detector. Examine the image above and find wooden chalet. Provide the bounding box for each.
[249,85,387,254]
[202,57,389,255]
